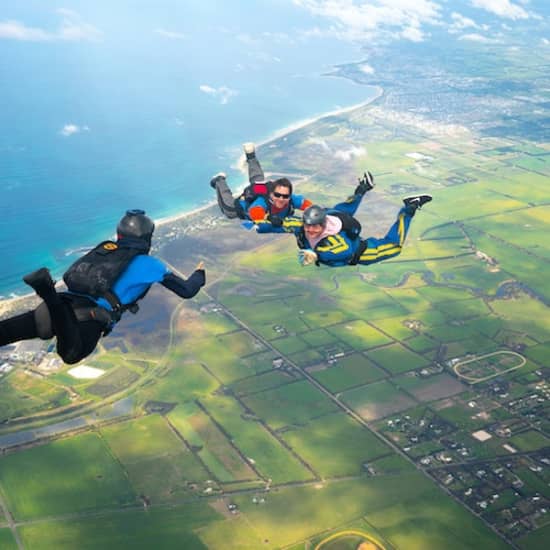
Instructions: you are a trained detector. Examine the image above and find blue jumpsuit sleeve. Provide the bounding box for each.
[255,216,304,234]
[291,195,305,209]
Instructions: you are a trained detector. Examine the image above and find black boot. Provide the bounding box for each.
[354,171,375,196]
[403,195,432,214]
[23,267,56,299]
[210,172,226,189]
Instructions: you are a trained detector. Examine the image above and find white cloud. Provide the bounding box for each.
[0,20,52,41]
[458,32,495,42]
[60,124,89,137]
[334,145,367,161]
[56,8,102,41]
[0,10,101,42]
[293,0,442,43]
[401,25,425,42]
[199,84,238,105]
[541,38,549,45]
[359,63,374,74]
[154,28,187,40]
[450,12,480,30]
[470,0,529,20]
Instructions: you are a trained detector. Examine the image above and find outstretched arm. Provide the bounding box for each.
[161,262,205,298]
[255,215,304,234]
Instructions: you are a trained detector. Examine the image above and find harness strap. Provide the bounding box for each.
[349,240,368,266]
[103,290,122,312]
[103,290,139,317]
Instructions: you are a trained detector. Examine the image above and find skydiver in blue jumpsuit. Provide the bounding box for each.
[254,172,432,267]
[0,210,205,364]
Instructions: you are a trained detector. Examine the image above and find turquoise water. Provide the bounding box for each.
[0,1,374,297]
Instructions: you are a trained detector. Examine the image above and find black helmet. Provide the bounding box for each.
[303,205,326,226]
[117,209,155,243]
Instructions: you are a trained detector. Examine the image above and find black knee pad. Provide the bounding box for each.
[34,302,54,339]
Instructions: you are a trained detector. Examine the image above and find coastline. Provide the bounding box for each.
[157,85,383,229]
[0,87,382,313]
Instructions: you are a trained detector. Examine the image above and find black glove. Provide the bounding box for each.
[268,214,283,227]
[355,171,374,196]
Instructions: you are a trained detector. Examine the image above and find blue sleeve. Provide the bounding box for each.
[291,195,305,208]
[107,255,171,308]
[255,216,304,234]
[144,256,171,281]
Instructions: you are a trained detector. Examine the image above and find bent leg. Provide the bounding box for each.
[213,175,241,219]
[332,193,365,217]
[0,311,39,346]
[357,207,414,266]
[58,320,103,364]
[49,296,102,364]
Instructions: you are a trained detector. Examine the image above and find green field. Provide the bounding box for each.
[508,430,550,453]
[311,354,387,392]
[138,360,219,405]
[167,402,257,482]
[0,529,17,550]
[281,413,391,477]
[189,337,255,383]
[230,369,298,396]
[241,379,340,430]
[201,394,314,483]
[327,319,393,350]
[0,433,135,520]
[366,343,430,375]
[18,503,219,550]
[0,369,72,421]
[100,415,214,500]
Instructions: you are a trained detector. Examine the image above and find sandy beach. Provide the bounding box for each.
[0,88,382,315]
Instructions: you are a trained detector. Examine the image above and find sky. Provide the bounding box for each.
[1,1,547,124]
[1,0,547,46]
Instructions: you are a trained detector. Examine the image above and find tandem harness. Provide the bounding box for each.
[234,181,295,220]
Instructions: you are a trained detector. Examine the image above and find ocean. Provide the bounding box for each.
[0,1,375,298]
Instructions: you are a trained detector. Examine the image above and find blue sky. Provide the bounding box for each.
[1,1,547,46]
[1,1,547,121]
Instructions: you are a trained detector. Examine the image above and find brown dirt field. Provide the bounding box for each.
[410,373,467,402]
[356,394,416,420]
